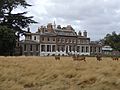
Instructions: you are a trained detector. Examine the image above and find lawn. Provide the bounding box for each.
[0,56,120,90]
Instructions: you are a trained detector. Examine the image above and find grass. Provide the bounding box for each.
[0,56,120,90]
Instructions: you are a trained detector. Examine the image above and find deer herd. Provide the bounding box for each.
[54,54,119,62]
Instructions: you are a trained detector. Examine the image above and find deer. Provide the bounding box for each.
[73,54,86,62]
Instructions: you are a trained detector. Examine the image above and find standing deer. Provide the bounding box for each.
[111,56,119,61]
[73,54,86,62]
[55,55,60,60]
[96,54,102,61]
[111,51,119,61]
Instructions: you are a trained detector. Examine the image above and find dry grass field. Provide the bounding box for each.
[0,56,120,90]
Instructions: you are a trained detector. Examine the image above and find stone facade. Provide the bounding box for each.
[19,23,102,56]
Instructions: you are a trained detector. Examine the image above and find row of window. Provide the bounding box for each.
[77,46,89,52]
[41,45,56,52]
[24,45,39,51]
[24,45,101,53]
[41,37,89,44]
[41,45,90,53]
[58,39,76,43]
[90,47,101,53]
[31,35,90,44]
[26,36,37,41]
[27,36,89,45]
[41,37,55,42]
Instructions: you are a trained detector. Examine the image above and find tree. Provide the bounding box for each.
[0,26,16,55]
[0,0,36,33]
[0,0,36,55]
[103,31,120,51]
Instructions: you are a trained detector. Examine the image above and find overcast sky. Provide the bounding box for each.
[16,0,120,40]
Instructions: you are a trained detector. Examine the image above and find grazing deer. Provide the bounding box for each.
[96,54,102,61]
[55,55,60,60]
[112,56,119,61]
[73,55,86,62]
[111,51,119,61]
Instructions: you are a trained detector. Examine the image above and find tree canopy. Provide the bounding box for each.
[0,0,36,33]
[0,26,16,55]
[0,0,36,55]
[103,31,120,51]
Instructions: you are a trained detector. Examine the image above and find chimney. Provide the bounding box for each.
[78,31,82,36]
[27,27,31,33]
[66,25,72,30]
[53,21,56,29]
[47,23,53,32]
[83,30,87,37]
[57,25,61,29]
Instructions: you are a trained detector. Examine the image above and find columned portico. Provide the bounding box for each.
[76,45,90,55]
[40,44,56,56]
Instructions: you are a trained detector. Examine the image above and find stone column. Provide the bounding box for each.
[65,45,66,53]
[80,46,81,54]
[51,45,52,52]
[84,46,86,53]
[68,46,69,52]
[45,44,47,52]
[39,44,41,56]
[89,46,90,53]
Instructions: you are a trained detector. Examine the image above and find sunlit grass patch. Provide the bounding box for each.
[0,56,120,90]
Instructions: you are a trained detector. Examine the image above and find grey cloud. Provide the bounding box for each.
[25,0,120,40]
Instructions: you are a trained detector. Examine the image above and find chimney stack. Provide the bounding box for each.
[83,30,87,37]
[78,31,82,36]
[27,27,30,33]
[47,23,53,32]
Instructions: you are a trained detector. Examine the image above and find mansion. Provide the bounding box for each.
[19,23,102,56]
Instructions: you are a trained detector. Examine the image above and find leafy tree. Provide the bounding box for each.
[0,0,36,55]
[103,31,120,51]
[0,0,36,33]
[0,26,16,55]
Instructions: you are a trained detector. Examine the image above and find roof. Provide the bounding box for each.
[40,32,57,36]
[54,29,77,36]
[39,28,77,37]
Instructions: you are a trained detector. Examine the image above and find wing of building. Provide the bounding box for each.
[19,23,102,56]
